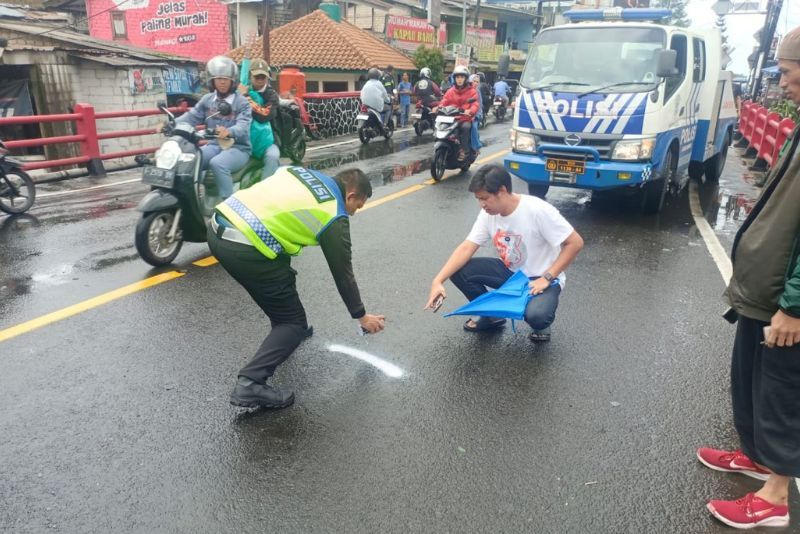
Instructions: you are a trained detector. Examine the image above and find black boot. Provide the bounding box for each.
[229,377,294,409]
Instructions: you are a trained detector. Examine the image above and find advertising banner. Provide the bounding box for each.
[465,26,498,62]
[128,67,165,96]
[386,15,447,52]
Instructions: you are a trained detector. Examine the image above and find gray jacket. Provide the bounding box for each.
[176,92,252,154]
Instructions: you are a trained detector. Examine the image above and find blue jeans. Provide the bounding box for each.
[450,257,561,330]
[261,143,281,180]
[470,113,482,152]
[400,103,410,126]
[201,143,250,199]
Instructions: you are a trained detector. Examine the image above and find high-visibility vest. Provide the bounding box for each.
[216,166,346,259]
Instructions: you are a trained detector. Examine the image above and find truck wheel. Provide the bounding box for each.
[527,183,549,199]
[703,130,730,183]
[135,210,183,266]
[641,147,676,214]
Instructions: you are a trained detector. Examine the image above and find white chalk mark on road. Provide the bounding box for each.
[327,344,405,378]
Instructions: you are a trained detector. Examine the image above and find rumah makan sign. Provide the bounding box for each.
[386,15,447,51]
[87,0,230,61]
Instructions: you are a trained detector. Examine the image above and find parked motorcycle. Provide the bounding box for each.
[412,101,438,136]
[273,97,307,164]
[134,103,263,267]
[356,104,394,144]
[493,96,507,121]
[430,103,478,182]
[0,139,35,215]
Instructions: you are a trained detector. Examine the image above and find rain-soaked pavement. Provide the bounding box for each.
[1,123,797,533]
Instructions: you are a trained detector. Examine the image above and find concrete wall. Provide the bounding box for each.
[305,72,360,92]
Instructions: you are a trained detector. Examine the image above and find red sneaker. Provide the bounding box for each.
[696,447,770,481]
[707,493,789,529]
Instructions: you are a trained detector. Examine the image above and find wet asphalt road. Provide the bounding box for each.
[1,124,797,533]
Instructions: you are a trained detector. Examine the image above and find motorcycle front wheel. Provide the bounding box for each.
[289,135,306,164]
[431,148,447,181]
[0,170,36,214]
[135,210,183,266]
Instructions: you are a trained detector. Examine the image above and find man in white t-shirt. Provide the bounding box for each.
[425,164,584,342]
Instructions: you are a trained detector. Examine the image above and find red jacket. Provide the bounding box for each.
[439,84,479,122]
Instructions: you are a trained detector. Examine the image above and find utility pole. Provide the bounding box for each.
[262,0,271,63]
[750,0,784,99]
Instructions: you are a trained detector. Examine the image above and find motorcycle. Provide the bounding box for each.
[273,97,307,164]
[411,101,438,136]
[134,103,263,267]
[0,139,36,215]
[480,96,492,129]
[430,102,478,182]
[355,104,394,144]
[493,96,507,121]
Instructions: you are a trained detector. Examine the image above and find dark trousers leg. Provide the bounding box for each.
[732,315,800,477]
[523,281,561,330]
[459,121,472,151]
[208,227,308,384]
[450,257,513,301]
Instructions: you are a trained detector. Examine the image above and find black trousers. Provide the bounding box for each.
[732,315,800,477]
[457,121,472,152]
[207,226,308,384]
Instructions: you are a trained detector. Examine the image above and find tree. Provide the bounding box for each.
[655,0,690,28]
[412,46,445,82]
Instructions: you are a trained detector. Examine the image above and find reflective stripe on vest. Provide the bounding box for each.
[224,197,284,255]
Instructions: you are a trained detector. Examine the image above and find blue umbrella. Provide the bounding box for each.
[444,270,558,326]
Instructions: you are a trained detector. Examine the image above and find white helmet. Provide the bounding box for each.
[453,65,469,77]
[420,67,432,79]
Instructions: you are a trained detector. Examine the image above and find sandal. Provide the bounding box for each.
[463,317,507,332]
[528,327,551,342]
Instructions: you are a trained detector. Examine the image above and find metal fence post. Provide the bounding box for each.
[73,103,106,176]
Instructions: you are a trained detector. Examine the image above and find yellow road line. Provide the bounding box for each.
[0,147,512,343]
[192,256,219,267]
[0,271,185,343]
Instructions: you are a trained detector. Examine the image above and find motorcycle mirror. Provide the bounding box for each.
[217,101,233,116]
[158,102,176,121]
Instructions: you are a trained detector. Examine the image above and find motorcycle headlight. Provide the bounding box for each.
[155,140,181,169]
[611,137,656,161]
[511,130,536,154]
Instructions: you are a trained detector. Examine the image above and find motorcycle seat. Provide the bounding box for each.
[204,157,263,185]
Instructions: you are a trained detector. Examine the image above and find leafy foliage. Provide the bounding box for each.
[412,46,445,83]
[769,99,800,122]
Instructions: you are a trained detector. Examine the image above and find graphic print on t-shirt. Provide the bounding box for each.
[493,230,526,269]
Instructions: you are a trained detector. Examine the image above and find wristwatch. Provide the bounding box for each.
[543,272,554,282]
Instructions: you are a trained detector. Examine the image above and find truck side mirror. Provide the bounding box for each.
[656,49,679,78]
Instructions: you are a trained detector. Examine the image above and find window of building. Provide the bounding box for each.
[306,80,320,93]
[496,22,507,45]
[664,33,687,101]
[322,81,348,92]
[111,11,127,40]
[692,38,706,82]
[482,19,496,30]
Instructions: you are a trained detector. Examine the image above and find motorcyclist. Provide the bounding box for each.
[469,74,483,154]
[435,65,479,161]
[176,55,251,199]
[239,58,281,179]
[493,75,511,106]
[360,67,391,127]
[413,67,442,108]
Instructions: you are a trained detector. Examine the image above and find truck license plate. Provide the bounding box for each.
[546,158,585,175]
[142,166,175,188]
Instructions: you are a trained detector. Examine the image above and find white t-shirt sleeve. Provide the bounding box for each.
[466,211,491,246]
[536,202,575,248]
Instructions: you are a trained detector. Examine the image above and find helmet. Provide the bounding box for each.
[368,67,381,80]
[477,71,486,83]
[420,67,432,79]
[453,65,469,78]
[206,55,238,82]
[469,74,480,84]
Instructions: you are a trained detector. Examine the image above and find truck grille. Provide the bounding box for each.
[535,132,618,160]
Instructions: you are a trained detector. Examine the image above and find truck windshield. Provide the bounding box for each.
[522,27,667,93]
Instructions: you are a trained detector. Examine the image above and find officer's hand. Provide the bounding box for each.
[216,125,231,139]
[424,282,446,311]
[766,309,800,347]
[529,277,551,296]
[359,314,386,334]
[238,83,249,96]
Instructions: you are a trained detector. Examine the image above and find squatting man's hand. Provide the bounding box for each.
[529,277,550,296]
[215,125,231,139]
[764,309,800,348]
[359,314,386,334]
[424,282,447,311]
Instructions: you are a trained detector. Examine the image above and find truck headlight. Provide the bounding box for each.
[155,140,181,169]
[611,138,656,161]
[511,130,537,154]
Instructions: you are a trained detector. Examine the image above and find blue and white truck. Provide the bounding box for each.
[505,8,738,212]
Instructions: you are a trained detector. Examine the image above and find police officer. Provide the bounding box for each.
[380,65,396,99]
[413,67,442,107]
[208,166,386,409]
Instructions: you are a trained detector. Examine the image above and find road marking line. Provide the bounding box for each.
[0,146,510,342]
[37,178,142,198]
[688,181,732,284]
[192,256,219,267]
[327,344,405,378]
[0,271,185,343]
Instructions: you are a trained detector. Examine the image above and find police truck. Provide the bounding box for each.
[505,8,737,213]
